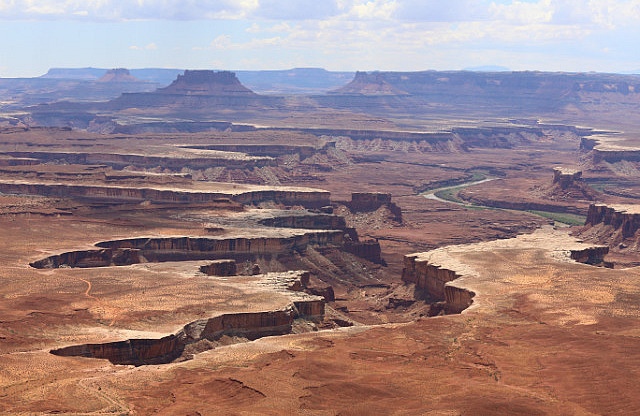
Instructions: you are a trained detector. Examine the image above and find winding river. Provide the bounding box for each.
[422,177,496,205]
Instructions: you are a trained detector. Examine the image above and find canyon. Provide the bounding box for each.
[2,67,640,414]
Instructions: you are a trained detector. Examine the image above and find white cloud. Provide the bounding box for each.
[209,35,232,50]
[0,0,636,28]
[251,0,341,20]
[246,22,260,33]
[129,42,158,50]
[490,0,553,24]
[2,0,640,75]
[350,0,397,19]
[393,0,490,22]
[0,0,257,21]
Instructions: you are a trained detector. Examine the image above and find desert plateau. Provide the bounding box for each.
[3,2,640,414]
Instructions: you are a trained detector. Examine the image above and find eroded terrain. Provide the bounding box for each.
[2,68,640,414]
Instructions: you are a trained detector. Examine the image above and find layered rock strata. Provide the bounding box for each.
[200,259,237,276]
[402,228,611,315]
[182,144,319,159]
[402,255,474,314]
[0,179,331,208]
[541,167,598,201]
[569,246,612,267]
[553,167,582,187]
[585,204,640,236]
[31,232,345,269]
[343,192,402,222]
[580,204,640,252]
[51,271,324,365]
[344,239,385,265]
[3,150,274,170]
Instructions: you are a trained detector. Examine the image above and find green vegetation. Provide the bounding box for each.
[469,171,489,182]
[434,187,465,203]
[425,171,586,225]
[524,210,586,226]
[419,170,489,193]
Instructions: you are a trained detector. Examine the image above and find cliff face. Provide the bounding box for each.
[553,168,582,188]
[542,167,599,201]
[50,335,184,366]
[180,309,294,343]
[51,270,325,365]
[580,203,640,250]
[0,180,330,208]
[402,256,461,300]
[232,190,331,209]
[571,203,640,266]
[200,259,237,276]
[32,232,345,269]
[258,213,347,231]
[344,239,384,265]
[4,150,275,170]
[585,204,640,238]
[402,255,475,314]
[30,248,144,269]
[184,144,318,159]
[570,246,612,268]
[344,192,402,223]
[591,148,640,163]
[51,309,294,365]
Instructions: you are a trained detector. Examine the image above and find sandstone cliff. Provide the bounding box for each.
[0,179,331,208]
[578,204,640,257]
[51,271,324,365]
[538,167,599,202]
[401,254,474,314]
[31,232,345,269]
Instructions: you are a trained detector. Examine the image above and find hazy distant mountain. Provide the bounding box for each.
[41,67,107,80]
[38,67,354,93]
[329,71,410,95]
[236,68,354,94]
[41,67,182,85]
[97,68,141,83]
[130,69,184,85]
[464,65,511,72]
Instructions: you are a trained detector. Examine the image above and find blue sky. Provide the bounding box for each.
[1,0,639,77]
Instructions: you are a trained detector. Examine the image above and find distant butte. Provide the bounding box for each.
[330,71,410,95]
[106,69,268,111]
[157,70,257,96]
[96,68,141,83]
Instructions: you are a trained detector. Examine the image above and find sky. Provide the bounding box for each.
[1,0,639,77]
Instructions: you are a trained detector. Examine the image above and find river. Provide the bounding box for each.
[422,178,496,205]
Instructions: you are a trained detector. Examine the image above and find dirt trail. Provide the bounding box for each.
[79,278,119,327]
